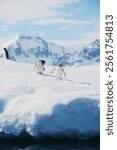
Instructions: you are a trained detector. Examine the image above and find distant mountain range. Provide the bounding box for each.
[5,35,100,66]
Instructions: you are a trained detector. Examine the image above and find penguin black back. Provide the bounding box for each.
[4,48,9,59]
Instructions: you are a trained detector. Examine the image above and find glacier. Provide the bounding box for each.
[0,59,100,140]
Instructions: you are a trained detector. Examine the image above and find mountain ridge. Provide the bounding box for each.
[3,35,100,66]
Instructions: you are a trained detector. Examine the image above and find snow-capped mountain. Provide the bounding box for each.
[79,39,100,60]
[5,35,65,65]
[4,35,100,66]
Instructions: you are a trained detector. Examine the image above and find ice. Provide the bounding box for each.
[0,59,100,139]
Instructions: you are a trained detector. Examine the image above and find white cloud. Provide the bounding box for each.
[0,0,80,24]
[0,34,20,48]
[32,18,94,26]
[50,20,100,48]
[49,39,89,49]
[50,30,99,48]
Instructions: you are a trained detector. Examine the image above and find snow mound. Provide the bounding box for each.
[0,59,100,140]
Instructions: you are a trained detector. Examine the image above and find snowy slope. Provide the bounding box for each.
[0,59,100,140]
[1,35,100,66]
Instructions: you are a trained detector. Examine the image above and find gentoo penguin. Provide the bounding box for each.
[34,60,45,74]
[3,48,9,59]
[51,63,66,80]
[0,48,9,59]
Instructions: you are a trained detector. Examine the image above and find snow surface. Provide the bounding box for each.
[0,58,100,139]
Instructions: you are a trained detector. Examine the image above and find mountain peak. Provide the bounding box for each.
[89,39,100,49]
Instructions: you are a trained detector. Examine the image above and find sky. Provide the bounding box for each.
[0,0,100,48]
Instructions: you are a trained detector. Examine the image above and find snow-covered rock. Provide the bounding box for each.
[0,59,100,140]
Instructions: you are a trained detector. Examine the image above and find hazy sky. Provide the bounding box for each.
[0,0,100,47]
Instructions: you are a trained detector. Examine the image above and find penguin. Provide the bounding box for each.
[34,60,45,74]
[51,63,66,80]
[0,48,9,59]
[4,48,9,59]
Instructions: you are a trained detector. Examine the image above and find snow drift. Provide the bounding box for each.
[0,59,100,140]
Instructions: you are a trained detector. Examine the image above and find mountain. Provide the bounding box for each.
[6,35,65,65]
[4,35,100,66]
[79,39,100,60]
[77,39,100,65]
[54,39,100,66]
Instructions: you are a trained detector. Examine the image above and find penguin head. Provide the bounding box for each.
[4,48,7,51]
